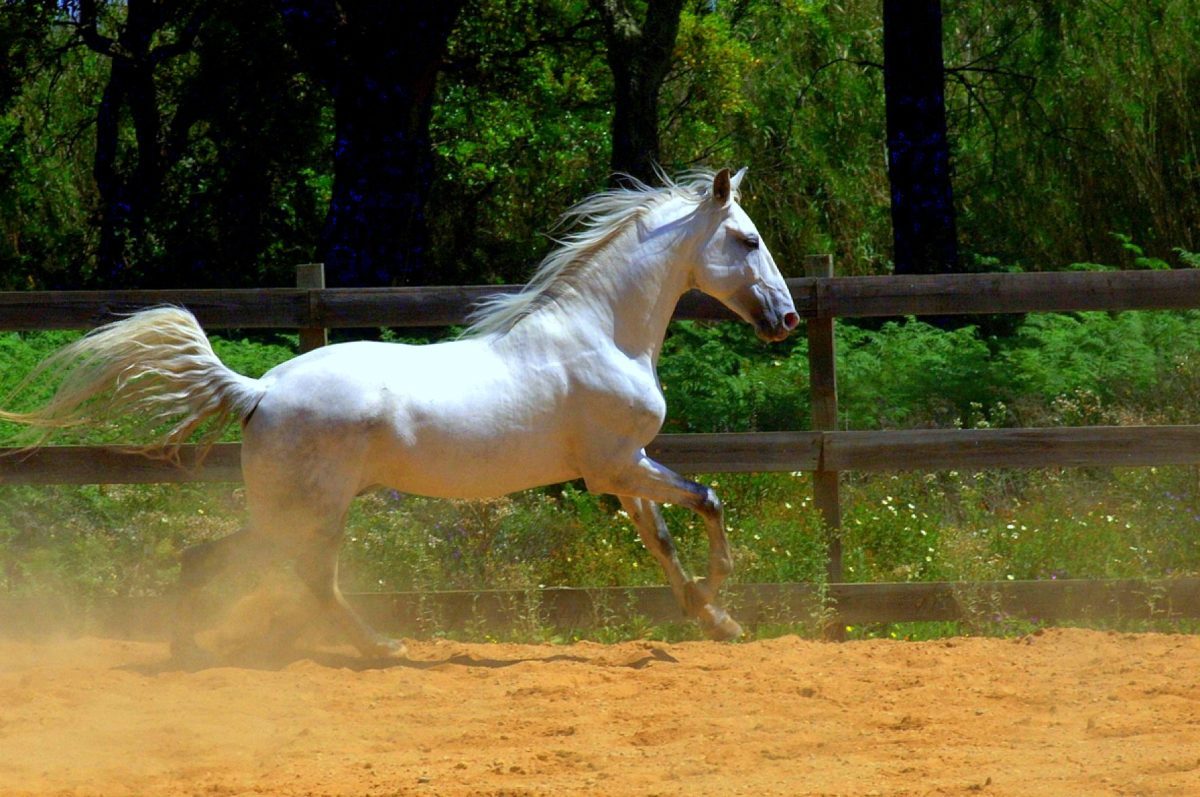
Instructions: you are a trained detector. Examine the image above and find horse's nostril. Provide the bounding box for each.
[783,311,800,330]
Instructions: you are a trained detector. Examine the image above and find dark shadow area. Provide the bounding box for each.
[120,642,679,676]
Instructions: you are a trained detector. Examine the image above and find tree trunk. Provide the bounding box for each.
[88,4,159,283]
[80,0,206,286]
[280,0,465,287]
[882,0,960,275]
[593,0,685,185]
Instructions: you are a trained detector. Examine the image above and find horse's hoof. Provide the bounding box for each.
[696,605,743,642]
[170,636,215,668]
[360,635,408,659]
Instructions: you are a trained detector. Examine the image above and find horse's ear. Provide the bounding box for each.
[712,168,732,206]
[730,166,748,192]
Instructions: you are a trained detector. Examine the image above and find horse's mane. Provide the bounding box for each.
[464,169,734,337]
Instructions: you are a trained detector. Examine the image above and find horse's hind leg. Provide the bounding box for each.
[173,528,255,660]
[293,532,407,658]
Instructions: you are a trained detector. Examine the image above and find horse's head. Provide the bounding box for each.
[690,168,799,343]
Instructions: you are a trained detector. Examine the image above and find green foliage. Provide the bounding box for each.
[429,0,611,285]
[0,482,242,598]
[716,471,829,585]
[2,1,1198,285]
[150,5,331,289]
[659,7,756,168]
[0,330,82,440]
[1175,249,1200,269]
[838,319,1002,428]
[1003,311,1200,418]
[657,321,809,433]
[723,0,893,274]
[657,309,1200,435]
[208,335,296,380]
[0,37,101,288]
[944,0,1200,269]
[1111,233,1170,271]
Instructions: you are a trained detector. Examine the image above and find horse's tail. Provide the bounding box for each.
[0,306,267,462]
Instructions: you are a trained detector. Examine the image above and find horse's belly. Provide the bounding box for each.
[368,426,578,499]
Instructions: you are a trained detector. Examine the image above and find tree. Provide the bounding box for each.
[76,0,209,286]
[591,0,686,184]
[429,0,610,286]
[0,2,56,110]
[154,2,329,289]
[0,1,65,288]
[882,0,959,275]
[279,0,467,287]
[4,0,1196,293]
[942,0,1200,269]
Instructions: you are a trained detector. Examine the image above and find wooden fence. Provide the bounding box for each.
[2,262,1200,634]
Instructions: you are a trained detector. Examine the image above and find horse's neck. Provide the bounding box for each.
[497,199,701,364]
[567,226,692,363]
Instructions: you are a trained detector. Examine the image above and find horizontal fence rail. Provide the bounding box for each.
[4,269,1200,331]
[5,425,1200,485]
[6,578,1195,640]
[358,577,1200,628]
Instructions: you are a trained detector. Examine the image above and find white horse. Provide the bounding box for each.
[1,168,798,658]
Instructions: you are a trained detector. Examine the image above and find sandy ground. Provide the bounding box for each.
[0,629,1198,797]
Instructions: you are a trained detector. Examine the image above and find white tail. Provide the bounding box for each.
[0,306,266,461]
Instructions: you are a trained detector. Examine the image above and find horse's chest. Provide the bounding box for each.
[570,362,665,438]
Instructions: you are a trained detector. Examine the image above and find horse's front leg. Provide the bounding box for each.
[590,453,741,641]
[619,496,691,610]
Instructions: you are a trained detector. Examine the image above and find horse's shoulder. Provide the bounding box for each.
[562,346,665,432]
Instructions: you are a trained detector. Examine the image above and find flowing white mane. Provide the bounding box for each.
[464,170,735,337]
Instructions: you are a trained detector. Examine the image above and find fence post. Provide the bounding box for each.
[296,263,327,353]
[805,253,844,639]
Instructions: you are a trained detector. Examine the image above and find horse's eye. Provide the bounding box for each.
[725,224,761,250]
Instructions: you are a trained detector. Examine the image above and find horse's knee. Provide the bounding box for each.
[179,532,242,589]
[293,538,342,599]
[178,543,205,587]
[652,524,677,559]
[696,485,722,521]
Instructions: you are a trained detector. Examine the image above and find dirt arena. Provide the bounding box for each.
[1,628,1198,797]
